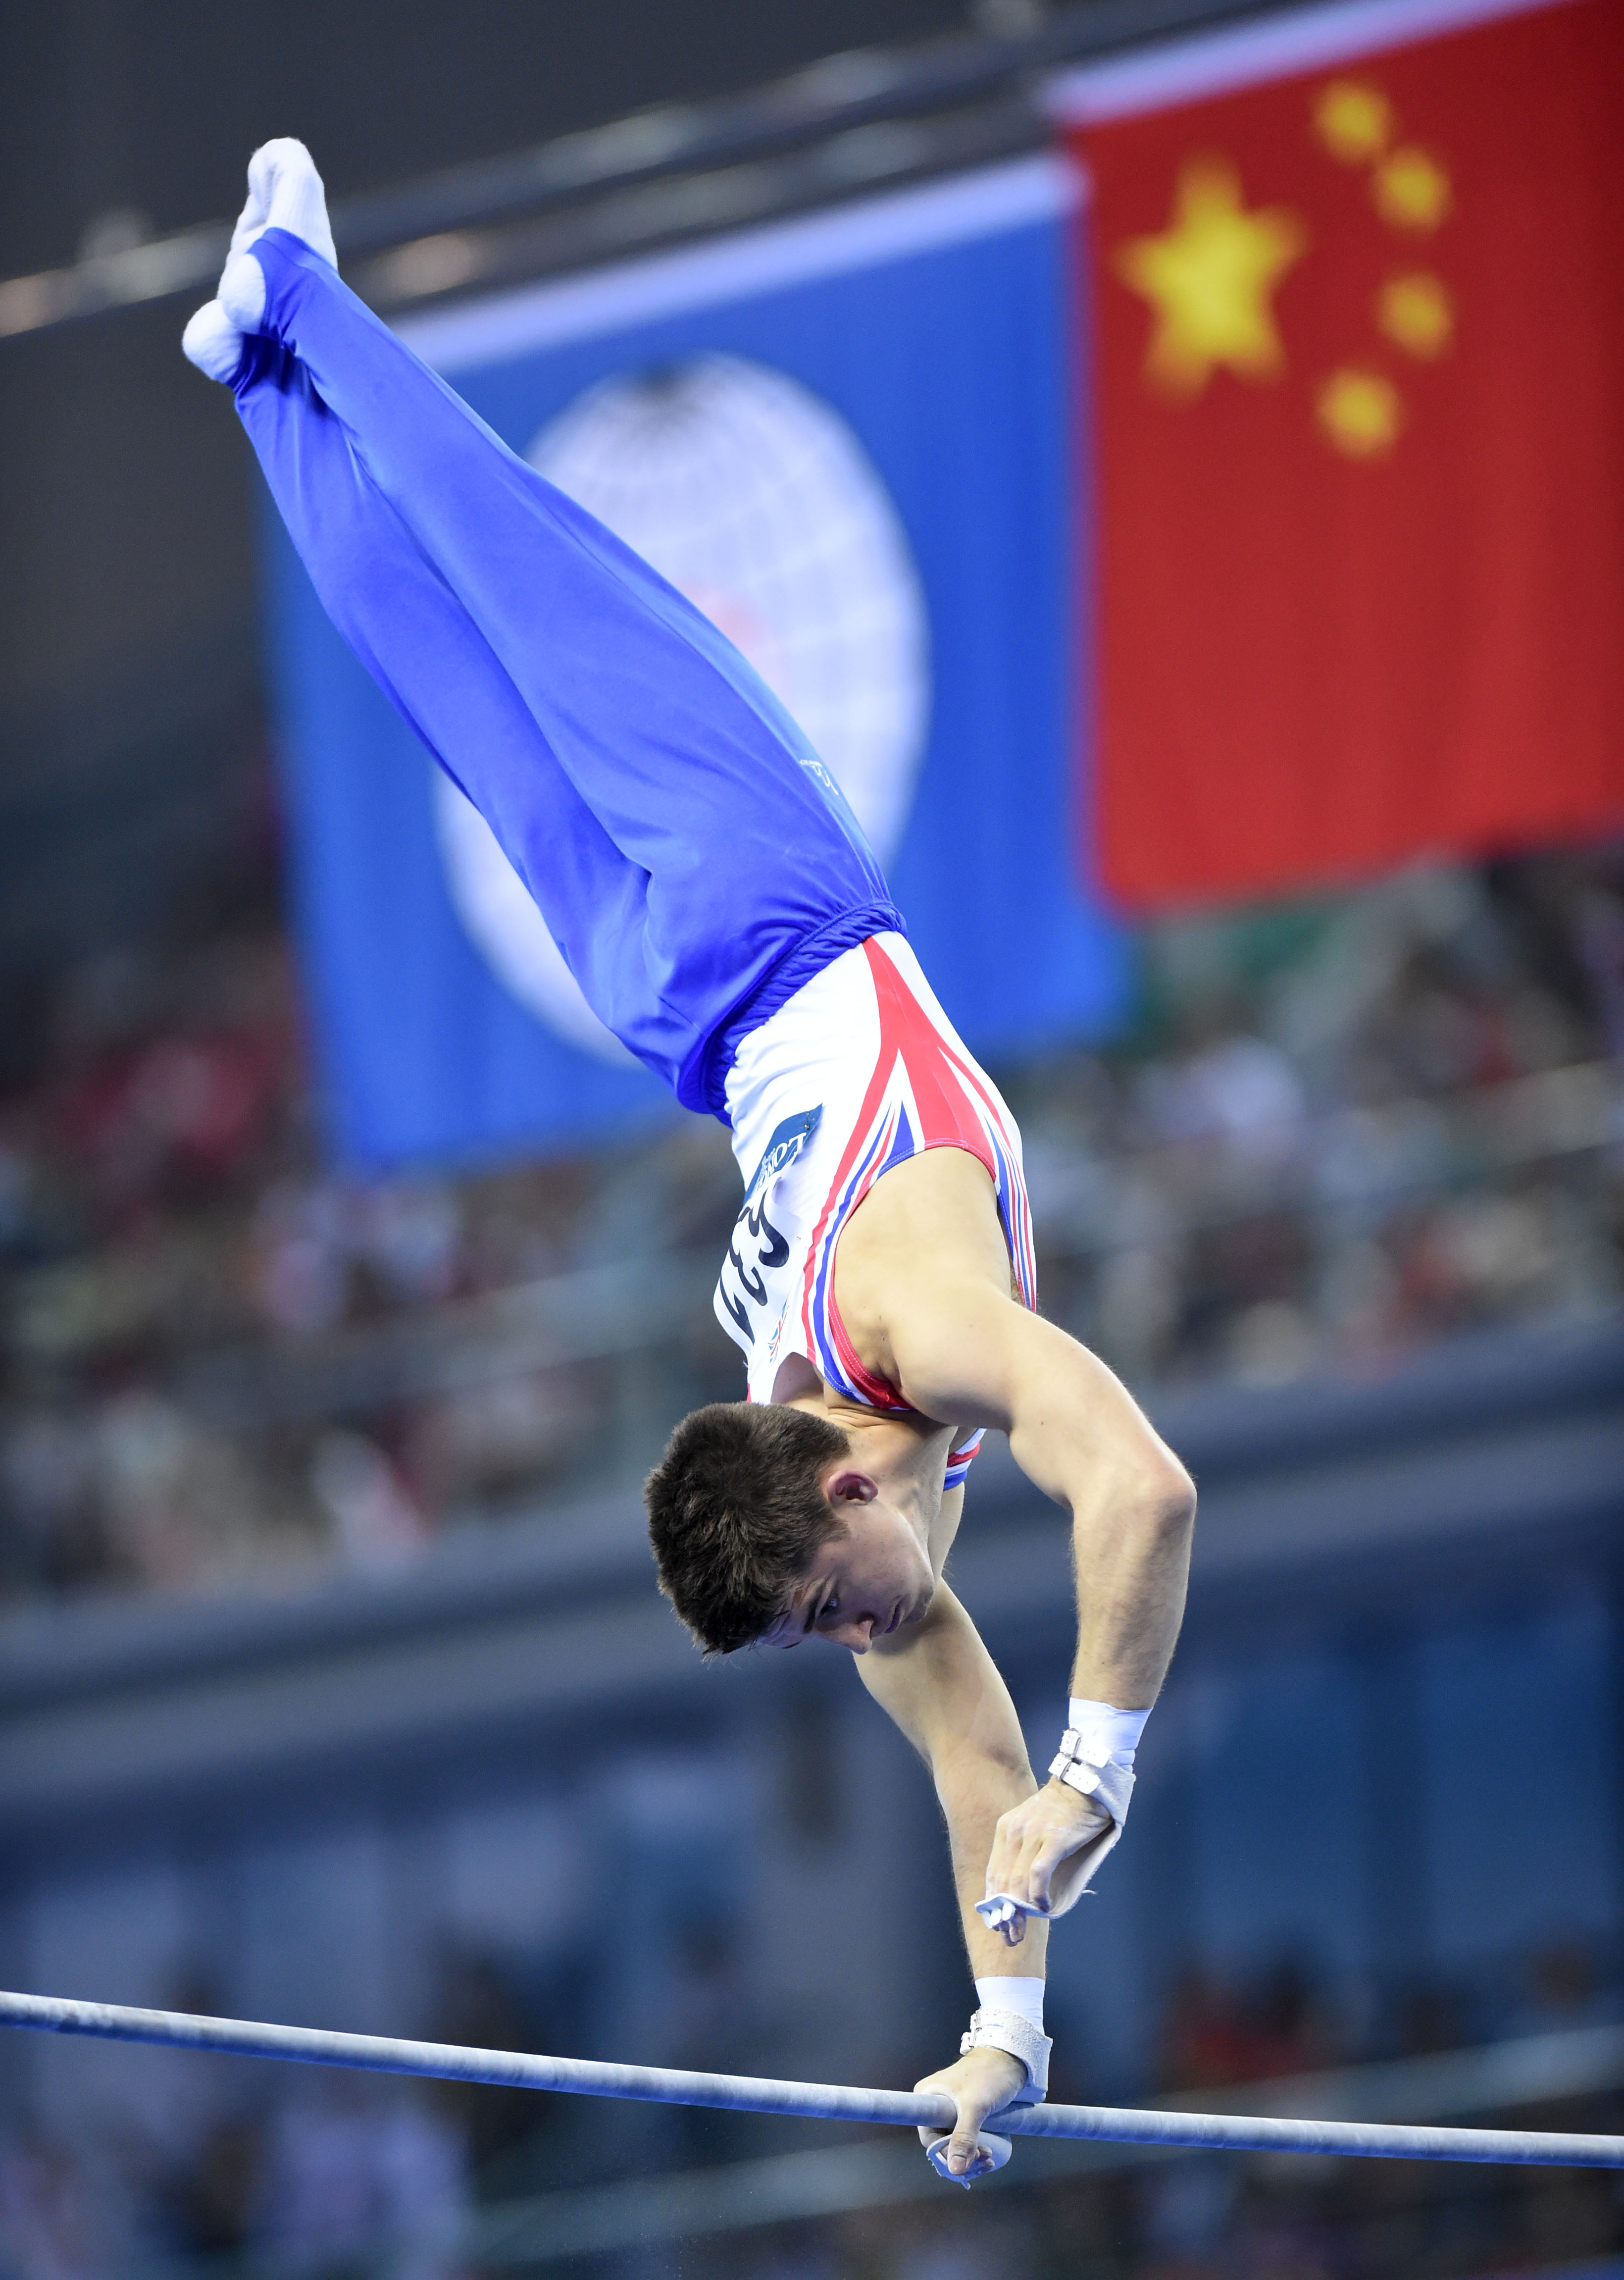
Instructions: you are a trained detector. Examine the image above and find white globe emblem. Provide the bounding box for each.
[433,354,931,1062]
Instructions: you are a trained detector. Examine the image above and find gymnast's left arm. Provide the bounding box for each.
[887,1282,1197,1938]
[855,1569,1048,2175]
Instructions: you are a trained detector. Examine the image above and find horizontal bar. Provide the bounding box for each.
[1007,2097,1624,2166]
[0,1989,945,2131]
[5,1990,1624,2168]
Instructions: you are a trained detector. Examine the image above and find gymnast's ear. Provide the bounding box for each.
[824,1468,878,1508]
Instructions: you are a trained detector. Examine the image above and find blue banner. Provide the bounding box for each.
[265,156,1128,1166]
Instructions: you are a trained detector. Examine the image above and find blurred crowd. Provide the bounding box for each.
[2,1932,1618,2280]
[1,829,1621,1607]
[0,2065,469,2280]
[1015,849,1624,1390]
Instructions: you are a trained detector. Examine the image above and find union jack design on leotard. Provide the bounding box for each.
[797,942,1035,1487]
[718,933,1033,1496]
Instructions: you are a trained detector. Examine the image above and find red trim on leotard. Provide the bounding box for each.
[811,939,1030,1427]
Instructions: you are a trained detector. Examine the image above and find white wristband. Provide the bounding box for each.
[1067,1697,1149,1765]
[975,1975,1045,2032]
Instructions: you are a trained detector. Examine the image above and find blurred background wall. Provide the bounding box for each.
[1,1,1621,2276]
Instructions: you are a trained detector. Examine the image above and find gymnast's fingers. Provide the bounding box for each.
[984,1798,1038,1902]
[997,1826,1056,1916]
[1022,1832,1077,1912]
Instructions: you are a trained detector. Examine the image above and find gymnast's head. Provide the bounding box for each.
[645,1402,935,1656]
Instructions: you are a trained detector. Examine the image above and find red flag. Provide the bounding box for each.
[1062,0,1624,911]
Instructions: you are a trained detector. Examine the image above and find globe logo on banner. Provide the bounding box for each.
[433,354,932,1061]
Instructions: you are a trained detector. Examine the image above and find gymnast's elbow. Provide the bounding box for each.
[1108,1450,1197,1555]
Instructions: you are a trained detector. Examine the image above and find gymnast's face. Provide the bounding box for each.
[761,1475,936,1654]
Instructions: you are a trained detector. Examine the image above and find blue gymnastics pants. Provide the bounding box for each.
[230,229,905,1116]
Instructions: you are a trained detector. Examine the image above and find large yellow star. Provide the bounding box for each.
[1115,158,1310,399]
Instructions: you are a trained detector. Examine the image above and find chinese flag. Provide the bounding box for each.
[1065,0,1624,910]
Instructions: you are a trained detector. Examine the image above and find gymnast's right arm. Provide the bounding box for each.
[855,1575,1046,2176]
[856,1575,1050,1992]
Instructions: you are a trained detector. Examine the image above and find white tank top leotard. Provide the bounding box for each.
[715,933,1036,1492]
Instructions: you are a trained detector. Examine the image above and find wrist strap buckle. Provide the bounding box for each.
[959,2006,1051,2101]
[1049,1733,1135,1827]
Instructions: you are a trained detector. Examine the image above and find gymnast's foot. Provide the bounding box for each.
[182,139,336,381]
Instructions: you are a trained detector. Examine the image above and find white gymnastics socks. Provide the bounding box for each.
[231,138,338,267]
[182,138,336,382]
[180,299,249,383]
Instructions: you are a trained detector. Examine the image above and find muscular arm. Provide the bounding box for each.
[892,1289,1195,1712]
[836,1148,1195,1723]
[899,1286,1195,1924]
[870,1191,1197,1928]
[857,1558,1050,1987]
[858,1528,1048,2179]
[828,1147,1195,2156]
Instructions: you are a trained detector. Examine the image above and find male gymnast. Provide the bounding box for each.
[184,142,1196,2183]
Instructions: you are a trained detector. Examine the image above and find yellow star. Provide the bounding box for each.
[1314,79,1394,164]
[1373,145,1452,230]
[1377,271,1454,359]
[1317,368,1403,457]
[1115,157,1310,399]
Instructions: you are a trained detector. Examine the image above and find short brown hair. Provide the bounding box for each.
[645,1402,851,1654]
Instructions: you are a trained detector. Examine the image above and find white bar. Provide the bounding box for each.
[1046,0,1572,125]
[3,1991,1623,2168]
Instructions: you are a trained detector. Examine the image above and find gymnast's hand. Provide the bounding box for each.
[983,1779,1114,1945]
[914,2046,1026,2182]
